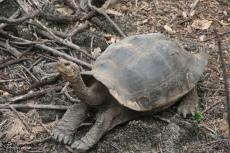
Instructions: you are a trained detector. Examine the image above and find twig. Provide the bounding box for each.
[18,137,51,146]
[203,31,230,42]
[90,36,94,53]
[199,124,218,139]
[0,58,31,69]
[10,39,51,45]
[35,28,67,40]
[67,21,90,38]
[64,0,79,11]
[13,0,93,61]
[0,79,24,83]
[0,31,92,69]
[20,65,39,82]
[101,0,119,10]
[202,98,224,114]
[215,29,230,138]
[0,73,59,96]
[154,115,171,124]
[175,8,206,25]
[0,10,39,24]
[0,104,68,110]
[197,139,228,147]
[61,82,80,103]
[0,40,22,57]
[189,0,200,16]
[88,0,127,38]
[28,57,43,70]
[35,43,92,69]
[0,9,21,29]
[40,13,81,23]
[82,10,97,21]
[10,105,34,134]
[7,86,62,102]
[33,20,94,60]
[135,0,138,7]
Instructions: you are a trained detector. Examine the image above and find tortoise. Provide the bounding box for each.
[52,33,208,152]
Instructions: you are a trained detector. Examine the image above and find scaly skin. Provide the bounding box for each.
[53,58,199,152]
[52,103,87,145]
[56,58,108,106]
[177,87,199,118]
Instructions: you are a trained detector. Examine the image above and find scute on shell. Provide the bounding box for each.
[92,33,208,111]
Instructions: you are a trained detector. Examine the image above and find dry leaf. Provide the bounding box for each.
[90,27,96,32]
[220,20,230,26]
[92,47,102,59]
[182,11,187,18]
[199,35,206,41]
[163,25,175,34]
[55,5,74,15]
[0,110,56,142]
[106,9,122,16]
[104,34,119,44]
[191,19,213,30]
[121,5,129,12]
[3,91,10,97]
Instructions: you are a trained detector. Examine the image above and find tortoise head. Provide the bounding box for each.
[56,58,80,81]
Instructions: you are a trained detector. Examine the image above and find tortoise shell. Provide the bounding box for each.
[91,33,207,111]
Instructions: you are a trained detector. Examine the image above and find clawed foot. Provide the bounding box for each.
[71,139,92,152]
[52,103,87,145]
[53,103,136,152]
[177,104,197,118]
[52,128,73,145]
[178,88,198,118]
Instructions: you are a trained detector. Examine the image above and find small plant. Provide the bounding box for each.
[192,111,204,122]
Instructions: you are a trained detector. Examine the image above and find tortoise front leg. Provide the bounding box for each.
[52,103,87,145]
[71,104,139,152]
[178,87,199,118]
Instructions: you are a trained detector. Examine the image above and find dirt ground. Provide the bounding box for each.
[0,0,230,153]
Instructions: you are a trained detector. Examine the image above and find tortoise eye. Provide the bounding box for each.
[64,62,70,67]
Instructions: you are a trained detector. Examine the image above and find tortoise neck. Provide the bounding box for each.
[70,73,88,102]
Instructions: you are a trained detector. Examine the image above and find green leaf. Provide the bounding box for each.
[192,111,204,122]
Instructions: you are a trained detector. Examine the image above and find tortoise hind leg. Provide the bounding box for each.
[52,103,87,145]
[71,104,139,152]
[178,87,199,118]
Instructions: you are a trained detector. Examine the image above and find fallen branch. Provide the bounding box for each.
[0,10,39,24]
[36,43,92,69]
[64,0,79,11]
[0,104,68,110]
[203,31,230,42]
[40,13,81,23]
[7,86,62,102]
[33,19,94,60]
[18,137,51,146]
[0,79,24,83]
[215,29,230,138]
[0,31,92,69]
[202,98,224,114]
[88,0,126,38]
[0,73,58,96]
[0,58,31,69]
[12,73,59,96]
[189,0,200,16]
[67,21,90,38]
[0,40,22,57]
[61,82,80,103]
[0,9,21,29]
